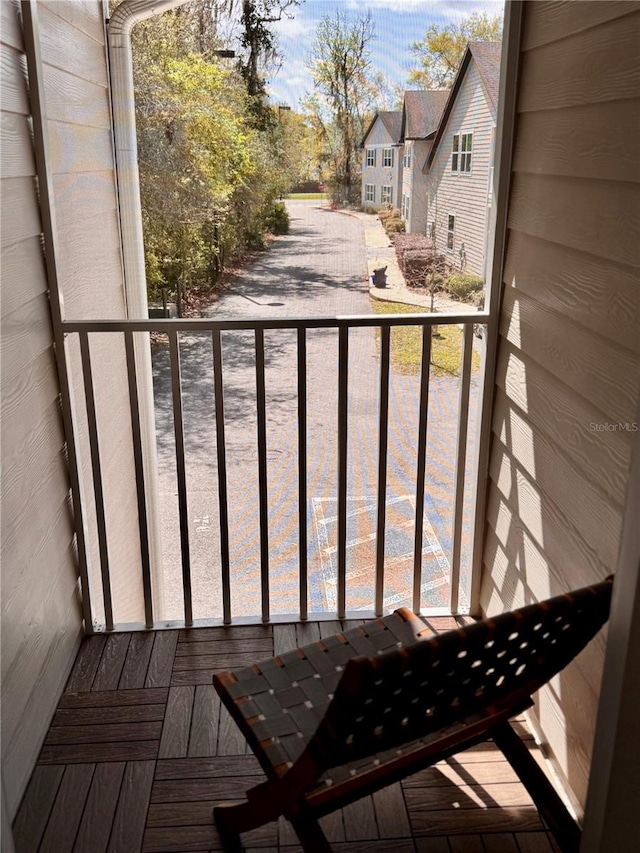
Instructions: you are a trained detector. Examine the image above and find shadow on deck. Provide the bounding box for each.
[13,618,561,853]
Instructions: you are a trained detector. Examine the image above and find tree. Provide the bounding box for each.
[237,1,299,100]
[409,12,502,89]
[272,108,318,190]
[305,10,378,203]
[130,5,302,307]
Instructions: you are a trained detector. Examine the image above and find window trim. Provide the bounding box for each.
[447,213,455,250]
[452,131,473,173]
[381,185,393,205]
[382,147,394,168]
[365,184,375,203]
[366,148,376,168]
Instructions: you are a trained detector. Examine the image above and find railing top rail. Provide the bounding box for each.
[62,311,489,334]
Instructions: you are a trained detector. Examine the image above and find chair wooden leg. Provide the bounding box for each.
[214,802,245,852]
[492,722,581,853]
[290,815,333,853]
[214,787,285,851]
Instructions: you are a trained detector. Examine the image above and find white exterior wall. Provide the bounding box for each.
[425,61,495,277]
[1,0,140,818]
[482,0,640,813]
[1,0,83,818]
[361,118,403,210]
[37,0,145,629]
[401,139,433,234]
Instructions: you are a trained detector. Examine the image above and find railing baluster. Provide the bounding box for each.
[375,325,391,616]
[255,329,270,622]
[79,332,114,631]
[124,331,154,628]
[450,324,474,614]
[61,314,485,630]
[212,330,232,625]
[169,331,193,626]
[413,325,432,613]
[297,328,308,620]
[337,327,349,620]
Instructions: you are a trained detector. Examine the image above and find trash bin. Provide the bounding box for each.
[371,266,388,287]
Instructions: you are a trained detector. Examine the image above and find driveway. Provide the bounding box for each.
[152,201,476,621]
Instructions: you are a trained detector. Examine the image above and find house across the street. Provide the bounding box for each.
[399,89,449,234]
[424,41,502,278]
[360,110,403,210]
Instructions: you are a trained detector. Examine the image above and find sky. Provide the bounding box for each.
[265,0,504,109]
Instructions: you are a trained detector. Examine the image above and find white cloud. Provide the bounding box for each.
[272,14,317,40]
[344,0,502,13]
[435,0,504,23]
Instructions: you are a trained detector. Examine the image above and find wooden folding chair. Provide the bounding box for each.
[212,577,613,852]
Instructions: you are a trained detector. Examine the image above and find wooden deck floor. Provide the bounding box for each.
[13,618,562,853]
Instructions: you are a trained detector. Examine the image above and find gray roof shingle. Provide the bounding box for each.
[378,110,403,143]
[402,90,449,139]
[468,41,502,117]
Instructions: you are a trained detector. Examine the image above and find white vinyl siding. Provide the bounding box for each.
[402,139,433,234]
[365,184,375,203]
[425,59,496,276]
[38,1,144,632]
[1,0,83,818]
[361,119,403,209]
[1,0,141,818]
[482,2,640,815]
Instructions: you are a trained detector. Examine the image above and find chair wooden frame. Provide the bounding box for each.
[212,578,613,852]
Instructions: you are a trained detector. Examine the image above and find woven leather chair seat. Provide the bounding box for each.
[215,608,433,783]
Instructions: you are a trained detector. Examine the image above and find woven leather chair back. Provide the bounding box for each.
[309,578,613,770]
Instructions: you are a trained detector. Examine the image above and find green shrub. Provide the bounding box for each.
[379,207,401,223]
[384,217,405,234]
[263,201,290,235]
[471,290,485,308]
[429,272,446,291]
[444,273,484,301]
[246,227,266,249]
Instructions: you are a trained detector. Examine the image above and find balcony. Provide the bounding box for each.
[11,311,568,851]
[19,311,575,852]
[4,2,638,848]
[13,617,563,853]
[62,310,487,631]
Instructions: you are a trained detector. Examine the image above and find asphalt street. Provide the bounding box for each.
[152,201,478,621]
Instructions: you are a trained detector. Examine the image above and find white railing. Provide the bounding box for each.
[62,311,487,632]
